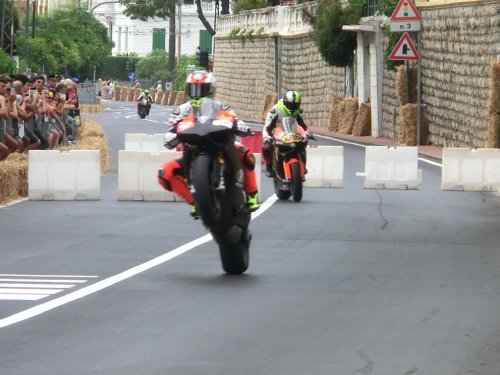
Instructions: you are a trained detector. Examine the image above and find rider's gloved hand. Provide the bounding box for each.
[303,130,313,139]
[237,124,252,136]
[263,135,273,145]
[164,132,179,149]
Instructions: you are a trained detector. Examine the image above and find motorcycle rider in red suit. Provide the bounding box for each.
[157,71,260,218]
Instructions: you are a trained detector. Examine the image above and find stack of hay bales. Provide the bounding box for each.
[337,98,359,134]
[327,97,344,132]
[155,90,164,104]
[352,103,371,136]
[396,64,429,146]
[0,154,28,205]
[486,61,500,148]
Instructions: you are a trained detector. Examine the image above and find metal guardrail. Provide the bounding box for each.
[77,82,99,105]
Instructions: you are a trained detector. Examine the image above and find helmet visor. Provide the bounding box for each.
[285,100,300,112]
[186,83,212,99]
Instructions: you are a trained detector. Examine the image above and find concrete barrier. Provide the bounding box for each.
[441,148,500,191]
[304,146,344,188]
[118,150,262,201]
[28,150,101,200]
[356,146,422,189]
[124,133,165,152]
[118,150,181,201]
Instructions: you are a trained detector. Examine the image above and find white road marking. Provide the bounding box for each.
[0,284,76,289]
[0,288,63,295]
[0,294,49,301]
[0,195,278,329]
[0,274,98,278]
[0,279,88,283]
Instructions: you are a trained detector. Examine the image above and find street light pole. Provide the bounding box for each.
[31,0,36,39]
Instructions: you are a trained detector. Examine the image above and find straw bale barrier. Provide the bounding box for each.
[396,65,417,106]
[352,103,371,136]
[161,90,171,106]
[120,87,128,101]
[80,103,103,114]
[174,92,186,106]
[262,92,279,121]
[398,104,429,146]
[169,91,178,106]
[133,88,141,101]
[155,90,164,104]
[486,61,500,148]
[0,154,28,204]
[114,87,121,101]
[338,98,359,134]
[327,97,344,132]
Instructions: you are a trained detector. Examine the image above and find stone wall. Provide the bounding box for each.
[214,33,345,127]
[213,1,499,148]
[419,2,499,147]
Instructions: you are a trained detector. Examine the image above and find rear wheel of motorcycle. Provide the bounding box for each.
[290,162,303,202]
[192,154,221,228]
[218,227,250,275]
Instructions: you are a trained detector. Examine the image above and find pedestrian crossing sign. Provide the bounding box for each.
[389,32,421,61]
[390,0,422,21]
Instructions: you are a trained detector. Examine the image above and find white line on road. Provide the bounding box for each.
[0,294,49,301]
[0,284,76,289]
[0,195,278,329]
[0,274,98,278]
[0,279,88,283]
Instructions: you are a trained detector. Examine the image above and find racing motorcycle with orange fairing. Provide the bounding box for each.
[176,99,254,274]
[268,116,314,202]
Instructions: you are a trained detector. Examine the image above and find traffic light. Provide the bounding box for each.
[125,61,131,71]
[131,61,135,71]
[199,51,209,69]
[196,49,200,66]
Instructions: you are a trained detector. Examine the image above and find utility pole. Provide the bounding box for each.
[32,0,36,39]
[1,0,15,56]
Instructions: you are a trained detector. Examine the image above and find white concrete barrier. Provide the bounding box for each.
[441,148,500,191]
[118,151,262,201]
[356,146,422,189]
[303,146,343,188]
[118,150,181,201]
[124,133,165,152]
[28,150,101,200]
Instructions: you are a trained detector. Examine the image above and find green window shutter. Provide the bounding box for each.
[153,28,166,51]
[199,30,213,54]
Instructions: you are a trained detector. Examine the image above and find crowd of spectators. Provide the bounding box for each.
[0,73,80,161]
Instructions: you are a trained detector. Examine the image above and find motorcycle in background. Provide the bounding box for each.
[138,98,150,119]
[268,116,315,202]
[176,99,254,274]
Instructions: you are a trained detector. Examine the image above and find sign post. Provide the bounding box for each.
[389,0,422,146]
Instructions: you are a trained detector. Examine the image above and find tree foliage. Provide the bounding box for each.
[120,0,177,72]
[15,7,112,77]
[313,0,366,67]
[0,50,17,75]
[232,0,267,14]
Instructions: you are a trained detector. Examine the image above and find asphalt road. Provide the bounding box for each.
[1,100,500,375]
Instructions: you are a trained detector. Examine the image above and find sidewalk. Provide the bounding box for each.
[309,126,443,161]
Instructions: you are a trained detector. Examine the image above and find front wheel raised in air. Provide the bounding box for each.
[290,162,303,202]
[192,155,221,228]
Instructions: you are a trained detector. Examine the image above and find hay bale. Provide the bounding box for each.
[398,104,429,146]
[175,91,187,106]
[155,90,164,104]
[328,97,344,132]
[132,88,141,101]
[396,65,418,105]
[352,102,371,136]
[169,91,178,106]
[486,60,500,148]
[262,92,279,121]
[162,90,171,106]
[0,158,21,203]
[338,98,358,134]
[120,87,128,102]
[114,87,121,101]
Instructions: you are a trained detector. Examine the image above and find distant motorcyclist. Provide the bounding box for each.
[137,89,153,116]
[157,70,260,218]
[262,90,312,177]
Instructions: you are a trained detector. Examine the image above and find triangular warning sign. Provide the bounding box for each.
[390,0,422,21]
[389,32,421,61]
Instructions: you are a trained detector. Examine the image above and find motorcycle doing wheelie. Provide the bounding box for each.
[138,98,150,119]
[267,116,314,202]
[175,99,254,274]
